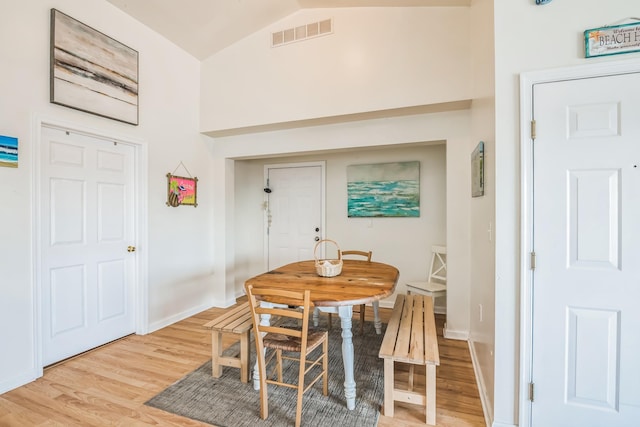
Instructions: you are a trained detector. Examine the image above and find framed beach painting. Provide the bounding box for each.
[50,9,139,125]
[347,161,420,217]
[0,135,18,168]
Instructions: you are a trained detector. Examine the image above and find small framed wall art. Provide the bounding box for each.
[166,173,198,207]
[471,141,484,198]
[0,135,18,168]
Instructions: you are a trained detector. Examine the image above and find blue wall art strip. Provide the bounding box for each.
[0,135,18,168]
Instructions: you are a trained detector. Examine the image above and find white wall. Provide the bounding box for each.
[234,144,448,309]
[202,7,475,338]
[468,0,496,424]
[200,7,471,133]
[0,0,214,393]
[493,1,640,426]
[207,107,472,336]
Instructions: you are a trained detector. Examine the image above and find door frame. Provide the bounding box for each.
[31,115,149,376]
[263,161,326,269]
[519,57,640,427]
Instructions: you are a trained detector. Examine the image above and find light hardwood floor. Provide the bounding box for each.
[0,300,485,427]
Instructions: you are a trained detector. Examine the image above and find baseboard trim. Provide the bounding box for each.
[443,325,468,340]
[468,339,495,427]
[148,301,215,333]
[492,423,517,427]
[0,370,39,395]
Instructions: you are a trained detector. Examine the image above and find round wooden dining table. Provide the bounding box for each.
[245,259,399,410]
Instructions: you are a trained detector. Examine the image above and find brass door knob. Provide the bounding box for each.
[127,246,136,252]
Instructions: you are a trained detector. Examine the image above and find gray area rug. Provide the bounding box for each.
[145,318,385,427]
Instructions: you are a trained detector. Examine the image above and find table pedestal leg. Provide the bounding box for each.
[338,305,356,410]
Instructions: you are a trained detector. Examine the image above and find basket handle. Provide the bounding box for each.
[314,239,341,262]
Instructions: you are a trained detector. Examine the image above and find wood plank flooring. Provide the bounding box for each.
[0,300,485,427]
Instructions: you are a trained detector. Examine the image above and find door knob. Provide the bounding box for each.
[315,236,320,241]
[127,246,136,252]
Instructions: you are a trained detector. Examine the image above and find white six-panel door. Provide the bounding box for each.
[265,163,324,271]
[40,126,136,366]
[531,72,640,426]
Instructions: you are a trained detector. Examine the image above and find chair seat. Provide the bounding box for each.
[264,331,327,353]
[406,280,446,296]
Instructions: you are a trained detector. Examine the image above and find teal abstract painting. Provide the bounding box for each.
[347,161,420,217]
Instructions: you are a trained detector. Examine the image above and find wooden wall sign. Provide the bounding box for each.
[166,173,198,207]
[585,21,640,58]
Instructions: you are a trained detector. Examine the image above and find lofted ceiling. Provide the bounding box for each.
[106,0,470,60]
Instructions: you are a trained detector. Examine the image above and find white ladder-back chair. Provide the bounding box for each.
[406,245,447,303]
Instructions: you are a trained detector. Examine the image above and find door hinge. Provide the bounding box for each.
[529,382,535,402]
[530,252,536,271]
[531,119,536,140]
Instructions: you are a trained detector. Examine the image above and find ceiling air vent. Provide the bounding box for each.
[272,18,333,48]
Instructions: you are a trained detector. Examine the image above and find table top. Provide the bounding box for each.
[245,259,399,307]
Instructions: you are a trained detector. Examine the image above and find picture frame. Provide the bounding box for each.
[166,174,198,207]
[347,161,420,217]
[471,141,484,197]
[50,9,139,125]
[584,21,640,58]
[0,135,18,168]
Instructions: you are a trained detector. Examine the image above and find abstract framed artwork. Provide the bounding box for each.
[471,141,485,197]
[347,161,420,217]
[50,9,139,125]
[166,174,198,207]
[0,135,18,168]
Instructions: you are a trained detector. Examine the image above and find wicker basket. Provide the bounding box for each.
[314,239,343,277]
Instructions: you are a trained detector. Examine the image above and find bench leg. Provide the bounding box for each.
[408,364,415,391]
[211,330,223,377]
[383,359,394,417]
[426,364,436,425]
[240,330,250,383]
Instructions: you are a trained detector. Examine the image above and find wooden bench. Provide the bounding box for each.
[203,302,253,383]
[379,294,440,425]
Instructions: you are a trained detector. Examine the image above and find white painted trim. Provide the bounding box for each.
[0,372,38,395]
[377,300,395,310]
[468,339,493,427]
[147,301,215,333]
[519,57,640,427]
[434,305,447,315]
[262,161,327,270]
[30,114,44,382]
[31,115,149,380]
[492,422,517,427]
[444,325,468,340]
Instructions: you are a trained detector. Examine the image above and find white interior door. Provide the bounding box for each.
[40,126,136,366]
[265,163,324,270]
[531,72,640,426]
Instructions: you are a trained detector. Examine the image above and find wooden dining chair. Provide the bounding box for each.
[323,250,373,334]
[245,284,329,427]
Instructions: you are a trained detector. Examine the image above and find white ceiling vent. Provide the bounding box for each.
[272,18,333,48]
